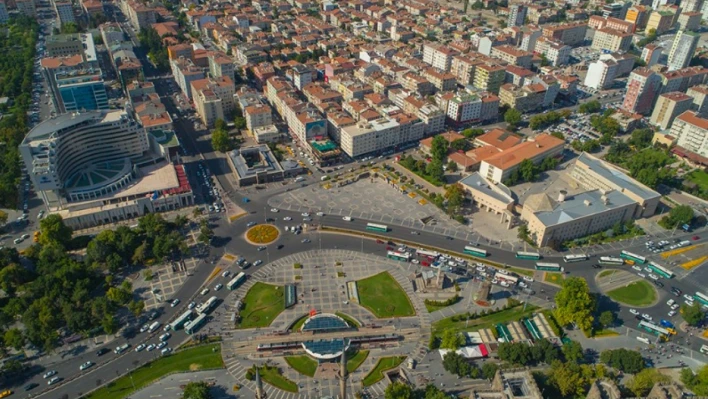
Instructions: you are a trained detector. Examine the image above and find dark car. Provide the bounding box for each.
[591,264,602,269]
[446,236,454,240]
[24,383,39,391]
[653,280,664,288]
[671,287,682,296]
[277,244,284,250]
[96,347,110,356]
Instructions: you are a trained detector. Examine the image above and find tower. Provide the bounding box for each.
[338,346,349,399]
[255,367,266,399]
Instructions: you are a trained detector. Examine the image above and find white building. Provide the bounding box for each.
[668,30,700,71]
[584,59,619,89]
[422,43,458,72]
[671,110,708,157]
[339,117,425,157]
[508,4,527,27]
[534,38,571,66]
[446,93,483,124]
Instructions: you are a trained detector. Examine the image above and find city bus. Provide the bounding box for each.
[598,256,624,266]
[563,254,588,263]
[184,313,207,334]
[196,296,218,315]
[694,292,708,306]
[387,251,410,262]
[638,321,670,340]
[416,249,439,260]
[620,251,646,264]
[169,310,193,331]
[646,262,674,279]
[515,251,541,260]
[535,263,564,272]
[495,272,518,285]
[366,223,389,232]
[464,246,488,258]
[226,272,247,290]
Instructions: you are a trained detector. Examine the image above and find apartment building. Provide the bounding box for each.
[208,52,235,80]
[16,0,36,17]
[125,1,157,31]
[479,93,501,122]
[660,66,708,93]
[191,76,235,127]
[591,28,633,52]
[499,83,548,113]
[437,92,483,125]
[171,57,206,99]
[422,43,459,72]
[622,67,662,115]
[542,22,587,46]
[625,5,649,30]
[683,0,704,12]
[521,29,543,52]
[244,104,273,132]
[687,85,708,115]
[534,38,571,66]
[584,59,619,89]
[668,30,700,71]
[677,12,702,31]
[422,68,456,92]
[480,134,564,184]
[53,0,75,27]
[402,73,434,96]
[589,16,634,33]
[168,43,194,61]
[402,96,445,135]
[671,111,708,157]
[641,44,663,67]
[491,45,533,69]
[339,117,425,157]
[290,64,313,91]
[645,10,674,34]
[473,64,506,94]
[450,55,480,86]
[508,4,527,27]
[55,70,109,114]
[650,92,693,130]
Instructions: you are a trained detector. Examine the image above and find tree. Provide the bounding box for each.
[681,365,708,396]
[562,340,584,363]
[446,160,458,172]
[518,159,536,182]
[578,100,601,114]
[128,300,145,317]
[554,277,595,331]
[198,226,214,243]
[234,117,246,130]
[599,349,644,374]
[101,314,119,334]
[626,368,670,396]
[430,135,449,162]
[517,224,530,241]
[660,205,694,229]
[61,22,80,34]
[211,129,232,152]
[384,381,412,399]
[426,159,445,183]
[444,184,465,211]
[598,311,614,328]
[3,328,25,350]
[39,214,73,247]
[442,351,472,377]
[481,362,499,380]
[549,360,585,397]
[681,302,703,326]
[0,210,7,225]
[183,381,212,399]
[628,128,654,149]
[450,139,470,151]
[461,128,484,139]
[504,108,522,128]
[440,329,465,349]
[106,286,131,305]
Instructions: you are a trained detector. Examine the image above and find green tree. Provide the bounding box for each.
[426,159,445,183]
[3,328,25,350]
[39,214,73,247]
[681,365,708,395]
[628,128,654,149]
[578,100,601,114]
[440,329,465,349]
[517,224,530,241]
[446,160,458,172]
[106,286,132,305]
[680,302,703,326]
[183,381,212,399]
[450,139,470,151]
[384,381,412,399]
[562,340,584,363]
[461,128,484,139]
[626,368,670,396]
[430,135,449,162]
[504,108,522,128]
[518,159,536,182]
[101,314,119,334]
[482,362,499,380]
[598,311,614,328]
[660,205,694,229]
[549,360,585,397]
[211,129,232,152]
[128,300,145,317]
[554,277,595,331]
[234,117,247,130]
[599,349,644,374]
[498,342,532,365]
[444,184,465,211]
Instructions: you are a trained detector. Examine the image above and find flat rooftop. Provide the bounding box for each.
[460,172,514,205]
[527,189,635,227]
[575,153,661,201]
[25,110,125,142]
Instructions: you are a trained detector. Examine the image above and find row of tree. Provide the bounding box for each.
[529,110,571,131]
[502,157,559,186]
[138,27,170,71]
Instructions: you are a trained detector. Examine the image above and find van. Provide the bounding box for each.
[114,343,130,354]
[148,322,161,333]
[343,216,352,221]
[294,176,305,183]
[636,336,650,344]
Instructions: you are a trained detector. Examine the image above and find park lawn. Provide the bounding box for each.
[432,305,539,337]
[85,344,223,399]
[686,169,708,192]
[592,328,620,338]
[237,282,285,329]
[335,312,361,327]
[362,356,406,386]
[544,272,565,285]
[290,314,308,331]
[347,349,369,373]
[598,270,616,279]
[259,365,299,393]
[357,272,415,318]
[285,356,318,377]
[607,280,657,306]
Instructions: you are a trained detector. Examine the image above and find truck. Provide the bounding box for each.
[114,343,130,354]
[148,322,161,333]
[343,216,352,221]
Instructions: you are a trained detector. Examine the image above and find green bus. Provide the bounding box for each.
[535,262,564,272]
[185,313,207,334]
[515,251,541,260]
[647,262,674,279]
[366,223,389,232]
[620,250,646,264]
[464,246,488,257]
[387,251,410,262]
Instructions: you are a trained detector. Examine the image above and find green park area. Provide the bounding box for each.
[285,356,318,377]
[335,312,361,327]
[432,304,539,339]
[85,344,223,399]
[544,272,565,285]
[252,364,298,393]
[686,169,708,192]
[347,349,369,373]
[357,272,415,318]
[362,356,406,386]
[237,282,285,329]
[507,266,534,277]
[607,280,657,307]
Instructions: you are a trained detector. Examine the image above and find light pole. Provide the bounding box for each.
[127,368,136,391]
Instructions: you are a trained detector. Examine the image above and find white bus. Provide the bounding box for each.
[495,272,518,284]
[562,254,588,263]
[416,249,439,260]
[598,257,624,265]
[636,336,650,344]
[169,310,193,331]
[196,296,218,315]
[226,272,247,290]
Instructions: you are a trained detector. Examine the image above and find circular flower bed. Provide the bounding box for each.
[246,225,279,244]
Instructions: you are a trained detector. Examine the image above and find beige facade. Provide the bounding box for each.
[645,11,674,35]
[650,92,693,130]
[460,172,514,228]
[591,28,633,52]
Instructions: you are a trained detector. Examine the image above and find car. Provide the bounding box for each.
[672,287,682,296]
[96,347,110,356]
[201,288,210,295]
[80,361,93,371]
[667,299,675,306]
[642,314,653,321]
[518,281,528,288]
[648,274,659,281]
[23,383,39,391]
[411,231,419,235]
[283,216,292,221]
[140,323,150,333]
[654,280,664,288]
[301,212,310,217]
[171,298,180,307]
[246,221,257,227]
[684,294,694,302]
[668,310,677,317]
[301,238,311,243]
[159,333,171,341]
[591,264,602,269]
[671,303,680,310]
[161,347,172,355]
[47,377,60,386]
[135,344,146,352]
[629,308,639,315]
[523,276,534,282]
[214,284,223,291]
[188,301,196,309]
[693,235,700,240]
[254,260,263,267]
[146,344,156,351]
[499,281,510,287]
[637,273,646,278]
[43,370,57,379]
[270,208,279,212]
[632,265,642,271]
[157,341,168,349]
[257,246,266,251]
[685,299,695,306]
[221,270,231,278]
[277,244,284,249]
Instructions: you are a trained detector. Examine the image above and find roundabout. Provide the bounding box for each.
[245,224,280,245]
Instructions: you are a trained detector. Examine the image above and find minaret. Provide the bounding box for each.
[255,366,266,399]
[338,345,348,399]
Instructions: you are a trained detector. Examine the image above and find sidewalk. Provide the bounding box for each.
[73,207,198,236]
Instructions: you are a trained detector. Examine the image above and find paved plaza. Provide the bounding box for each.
[218,250,431,399]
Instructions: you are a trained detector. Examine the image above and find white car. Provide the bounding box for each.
[80,361,93,371]
[684,294,694,302]
[135,344,146,352]
[671,303,680,310]
[523,276,534,282]
[43,370,57,379]
[685,299,695,306]
[476,265,485,272]
[188,301,196,309]
[411,259,419,264]
[159,333,171,341]
[140,324,150,333]
[668,310,677,317]
[643,266,652,273]
[629,308,639,315]
[642,314,653,321]
[254,260,263,267]
[201,288,210,295]
[221,270,231,278]
[632,265,642,271]
[283,216,292,221]
[157,341,168,349]
[214,284,223,291]
[499,281,510,288]
[270,208,279,212]
[518,281,527,288]
[648,274,659,281]
[301,212,310,217]
[146,344,156,352]
[637,273,646,278]
[667,299,675,306]
[47,377,60,385]
[171,298,180,307]
[161,347,173,355]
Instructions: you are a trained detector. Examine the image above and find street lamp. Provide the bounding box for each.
[127,368,136,391]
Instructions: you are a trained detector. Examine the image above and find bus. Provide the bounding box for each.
[620,251,646,264]
[366,223,389,232]
[638,321,670,340]
[416,249,439,260]
[563,254,588,263]
[535,263,564,272]
[184,313,207,334]
[169,310,193,331]
[387,251,410,262]
[598,257,624,266]
[694,292,708,306]
[700,344,708,354]
[516,251,541,260]
[647,262,674,279]
[227,272,247,290]
[196,296,218,315]
[464,246,488,258]
[495,272,518,285]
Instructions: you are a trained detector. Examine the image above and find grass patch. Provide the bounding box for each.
[544,272,565,285]
[347,350,369,373]
[424,295,461,313]
[598,270,616,279]
[335,312,360,327]
[432,304,539,337]
[236,282,285,329]
[337,271,346,277]
[541,310,563,338]
[362,356,406,386]
[246,224,279,244]
[85,344,223,399]
[607,280,657,307]
[294,275,302,280]
[686,169,708,191]
[507,266,534,277]
[178,335,222,350]
[256,365,298,393]
[285,356,317,377]
[592,328,620,337]
[357,272,415,318]
[290,314,308,332]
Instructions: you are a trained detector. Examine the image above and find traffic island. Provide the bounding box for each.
[356,272,415,318]
[236,282,285,329]
[606,280,658,307]
[245,224,279,245]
